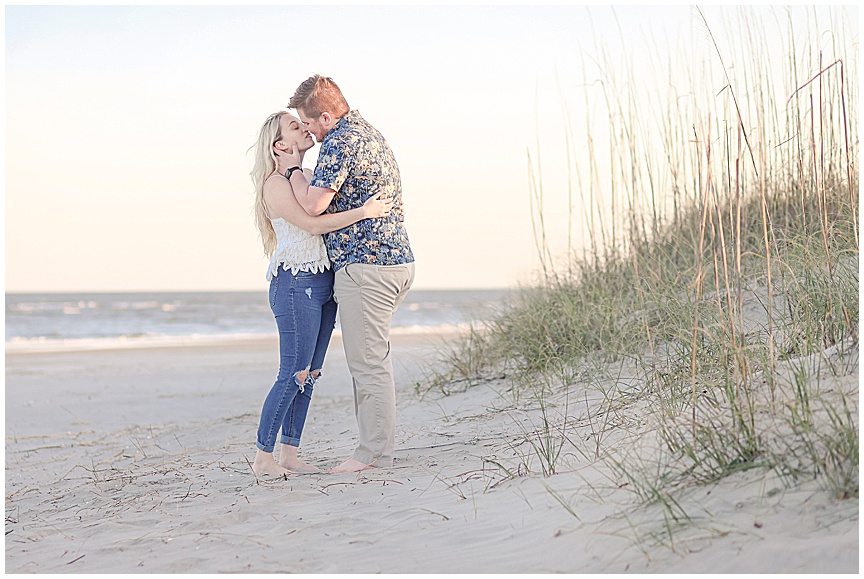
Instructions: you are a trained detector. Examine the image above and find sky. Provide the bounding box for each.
[4,4,857,293]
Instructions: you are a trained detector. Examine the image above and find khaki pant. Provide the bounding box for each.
[334,262,415,466]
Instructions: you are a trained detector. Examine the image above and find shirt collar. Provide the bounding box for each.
[325,110,360,142]
[337,109,361,127]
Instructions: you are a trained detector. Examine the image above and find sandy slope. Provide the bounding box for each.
[4,333,858,573]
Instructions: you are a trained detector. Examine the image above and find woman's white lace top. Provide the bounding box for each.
[266,217,331,281]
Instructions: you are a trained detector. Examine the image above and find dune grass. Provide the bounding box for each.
[427,6,858,508]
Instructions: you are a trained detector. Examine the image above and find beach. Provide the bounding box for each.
[5,3,858,574]
[5,331,858,574]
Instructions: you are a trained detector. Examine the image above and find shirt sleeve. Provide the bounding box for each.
[311,136,352,193]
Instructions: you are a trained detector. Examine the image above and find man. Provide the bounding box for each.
[276,75,414,473]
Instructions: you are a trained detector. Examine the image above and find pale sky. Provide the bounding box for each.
[4,5,855,292]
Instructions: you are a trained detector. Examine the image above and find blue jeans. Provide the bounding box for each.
[256,267,337,453]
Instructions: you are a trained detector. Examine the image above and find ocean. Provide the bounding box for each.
[5,289,510,353]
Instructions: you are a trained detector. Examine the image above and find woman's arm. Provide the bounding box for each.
[276,144,336,216]
[263,176,392,235]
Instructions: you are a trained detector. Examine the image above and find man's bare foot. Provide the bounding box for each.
[278,444,321,473]
[251,450,291,477]
[328,457,374,473]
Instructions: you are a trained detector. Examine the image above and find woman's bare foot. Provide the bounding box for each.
[328,457,374,473]
[280,459,321,473]
[251,449,291,477]
[278,444,321,473]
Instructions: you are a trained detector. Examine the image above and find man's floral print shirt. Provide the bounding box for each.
[310,110,414,272]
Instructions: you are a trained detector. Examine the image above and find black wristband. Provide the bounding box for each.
[284,166,301,179]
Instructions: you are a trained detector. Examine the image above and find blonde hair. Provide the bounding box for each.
[288,74,349,119]
[250,111,286,257]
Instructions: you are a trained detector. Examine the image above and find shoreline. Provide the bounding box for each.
[4,324,470,356]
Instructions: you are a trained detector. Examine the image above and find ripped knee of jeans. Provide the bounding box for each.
[294,367,311,393]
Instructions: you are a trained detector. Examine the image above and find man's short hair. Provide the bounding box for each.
[289,75,350,119]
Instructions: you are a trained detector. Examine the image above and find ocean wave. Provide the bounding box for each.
[4,333,275,354]
[5,324,472,354]
[9,300,101,314]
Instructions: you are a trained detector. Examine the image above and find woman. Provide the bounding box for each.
[249,111,392,476]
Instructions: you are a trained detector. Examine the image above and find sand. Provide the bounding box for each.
[4,331,859,573]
